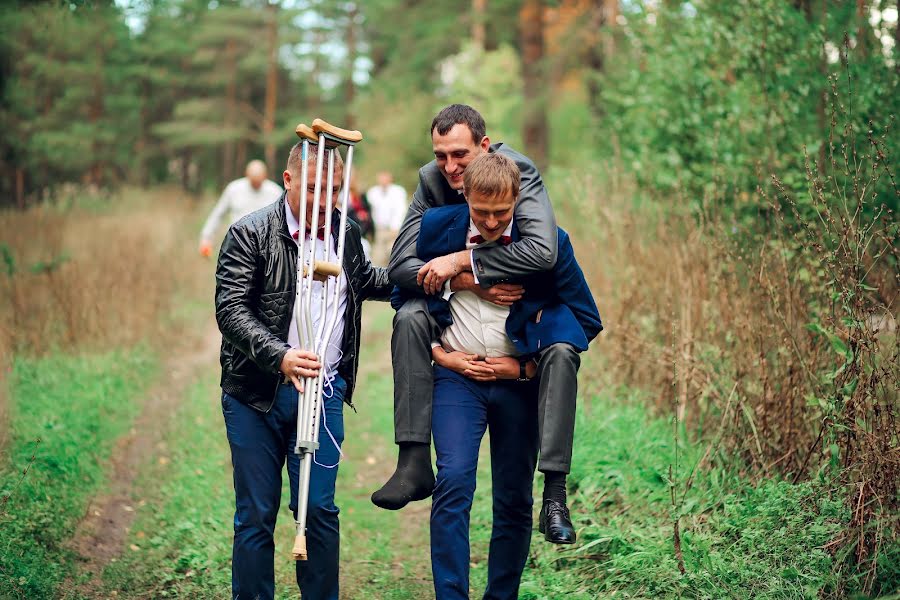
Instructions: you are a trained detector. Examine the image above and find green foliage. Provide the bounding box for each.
[0,347,157,599]
[599,1,899,219]
[0,3,141,188]
[437,41,524,150]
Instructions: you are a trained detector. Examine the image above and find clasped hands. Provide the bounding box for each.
[417,251,524,307]
[432,346,537,382]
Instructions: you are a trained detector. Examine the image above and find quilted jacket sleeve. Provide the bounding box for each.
[215,224,290,374]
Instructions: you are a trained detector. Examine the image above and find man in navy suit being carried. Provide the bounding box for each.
[399,152,602,599]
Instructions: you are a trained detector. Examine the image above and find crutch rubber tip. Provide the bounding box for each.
[292,534,308,561]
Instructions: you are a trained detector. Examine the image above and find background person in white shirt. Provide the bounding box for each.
[198,159,283,257]
[366,171,407,265]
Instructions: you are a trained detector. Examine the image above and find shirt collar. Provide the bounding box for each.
[467,218,513,239]
[284,198,301,239]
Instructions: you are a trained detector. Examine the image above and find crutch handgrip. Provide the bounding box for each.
[313,260,341,279]
[312,118,363,145]
[292,534,308,561]
[301,261,341,280]
[295,123,317,142]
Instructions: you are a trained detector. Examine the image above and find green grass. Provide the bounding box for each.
[103,303,435,599]
[101,370,234,598]
[466,380,898,599]
[4,300,895,599]
[0,347,157,599]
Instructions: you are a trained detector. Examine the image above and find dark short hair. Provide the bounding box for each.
[430,104,486,145]
[287,141,343,174]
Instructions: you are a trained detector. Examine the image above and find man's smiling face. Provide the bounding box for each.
[432,123,490,191]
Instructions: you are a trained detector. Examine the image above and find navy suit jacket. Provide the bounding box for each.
[392,204,602,356]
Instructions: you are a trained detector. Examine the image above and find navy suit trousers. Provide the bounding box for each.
[430,365,539,600]
[222,375,346,600]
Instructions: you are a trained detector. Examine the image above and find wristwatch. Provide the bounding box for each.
[517,357,530,382]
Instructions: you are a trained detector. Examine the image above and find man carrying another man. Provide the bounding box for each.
[401,152,601,598]
[374,104,600,546]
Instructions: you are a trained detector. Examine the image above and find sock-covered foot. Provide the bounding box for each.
[371,442,435,510]
[539,471,576,544]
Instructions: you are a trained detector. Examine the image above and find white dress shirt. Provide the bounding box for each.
[200,177,283,241]
[284,201,348,377]
[437,220,518,358]
[366,183,408,231]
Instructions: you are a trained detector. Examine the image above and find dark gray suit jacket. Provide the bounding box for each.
[388,143,557,291]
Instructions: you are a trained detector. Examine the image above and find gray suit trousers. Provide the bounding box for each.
[391,299,580,473]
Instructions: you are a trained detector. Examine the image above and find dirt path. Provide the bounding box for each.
[68,323,222,596]
[66,302,433,599]
[337,304,433,597]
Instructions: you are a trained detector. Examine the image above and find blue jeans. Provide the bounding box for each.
[221,375,346,600]
[430,365,539,600]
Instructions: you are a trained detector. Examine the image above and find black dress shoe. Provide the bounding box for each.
[539,499,576,544]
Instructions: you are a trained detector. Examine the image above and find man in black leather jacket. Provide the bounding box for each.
[215,141,391,600]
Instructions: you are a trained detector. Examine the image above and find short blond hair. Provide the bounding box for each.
[462,153,520,201]
[287,142,344,175]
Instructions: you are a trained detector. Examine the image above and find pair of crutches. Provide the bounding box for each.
[291,119,362,561]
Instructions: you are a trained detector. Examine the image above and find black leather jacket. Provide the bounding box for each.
[215,194,391,412]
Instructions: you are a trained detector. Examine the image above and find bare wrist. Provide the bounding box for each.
[450,271,476,292]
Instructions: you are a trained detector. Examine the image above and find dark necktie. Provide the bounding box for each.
[469,234,512,246]
[293,229,326,241]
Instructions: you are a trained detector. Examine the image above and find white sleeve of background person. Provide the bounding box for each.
[199,182,236,242]
[262,179,283,203]
[390,184,407,231]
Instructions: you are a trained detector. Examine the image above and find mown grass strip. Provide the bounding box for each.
[0,347,156,599]
[101,370,233,598]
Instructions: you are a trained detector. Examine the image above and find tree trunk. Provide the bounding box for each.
[344,3,358,129]
[89,35,106,187]
[519,0,548,171]
[817,0,827,170]
[472,0,486,50]
[856,0,868,56]
[794,0,812,20]
[308,29,324,115]
[896,0,900,74]
[586,0,617,119]
[15,168,25,210]
[224,39,238,184]
[263,1,279,169]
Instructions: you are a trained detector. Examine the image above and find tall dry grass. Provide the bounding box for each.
[554,115,897,588]
[0,187,211,447]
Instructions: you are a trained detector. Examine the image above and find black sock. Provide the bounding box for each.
[542,471,567,504]
[371,442,435,510]
[396,441,430,471]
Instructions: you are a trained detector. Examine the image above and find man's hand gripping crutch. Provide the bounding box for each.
[291,119,362,562]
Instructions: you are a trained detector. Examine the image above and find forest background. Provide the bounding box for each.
[0,0,898,598]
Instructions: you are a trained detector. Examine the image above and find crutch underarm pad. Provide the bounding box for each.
[312,118,363,145]
[295,123,317,142]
